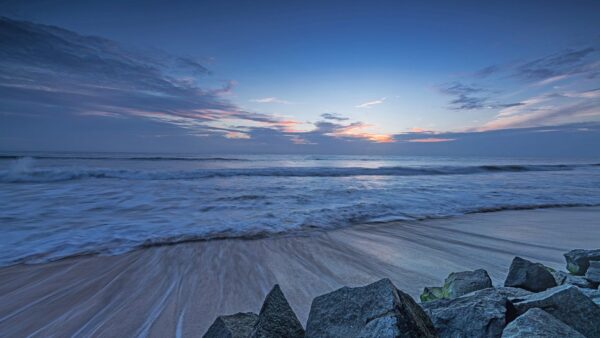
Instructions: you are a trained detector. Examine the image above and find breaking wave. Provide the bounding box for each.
[0,163,593,183]
[0,155,247,162]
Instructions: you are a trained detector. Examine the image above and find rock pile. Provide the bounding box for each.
[204,248,600,337]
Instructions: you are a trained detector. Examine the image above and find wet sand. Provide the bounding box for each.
[0,206,599,337]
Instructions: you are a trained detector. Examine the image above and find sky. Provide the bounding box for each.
[1,0,600,156]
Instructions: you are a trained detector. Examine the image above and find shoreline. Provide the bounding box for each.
[0,206,599,336]
[4,202,599,269]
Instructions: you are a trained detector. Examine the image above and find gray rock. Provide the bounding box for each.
[203,312,259,338]
[250,285,304,338]
[511,284,600,338]
[564,249,600,275]
[422,288,515,338]
[305,278,437,338]
[504,257,557,292]
[445,269,493,299]
[578,287,600,306]
[494,287,533,299]
[552,270,594,288]
[584,260,600,284]
[420,269,493,302]
[501,308,585,338]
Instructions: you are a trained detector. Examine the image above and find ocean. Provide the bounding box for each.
[1,153,599,267]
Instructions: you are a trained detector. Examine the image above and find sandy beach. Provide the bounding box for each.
[0,206,598,337]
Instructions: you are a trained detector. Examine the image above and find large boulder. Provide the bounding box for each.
[510,285,600,338]
[501,308,585,338]
[564,249,600,275]
[250,285,304,338]
[445,269,493,298]
[421,288,515,338]
[552,270,594,288]
[584,260,600,284]
[504,257,556,292]
[420,269,493,302]
[305,278,437,338]
[203,312,259,338]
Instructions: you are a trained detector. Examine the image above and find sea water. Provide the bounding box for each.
[1,153,599,266]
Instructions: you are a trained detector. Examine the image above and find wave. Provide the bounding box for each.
[0,155,247,162]
[10,201,599,267]
[464,202,600,214]
[0,163,596,183]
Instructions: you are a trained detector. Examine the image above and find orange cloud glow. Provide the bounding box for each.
[224,131,250,139]
[331,123,395,143]
[409,127,433,133]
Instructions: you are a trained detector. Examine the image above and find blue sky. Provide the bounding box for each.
[1,0,600,155]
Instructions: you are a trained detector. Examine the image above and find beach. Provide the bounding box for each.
[0,206,598,337]
[2,3,600,337]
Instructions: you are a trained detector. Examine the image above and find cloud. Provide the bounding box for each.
[474,65,501,78]
[224,131,251,139]
[320,113,349,121]
[302,118,395,143]
[408,127,430,133]
[355,97,386,108]
[564,87,600,99]
[174,56,211,76]
[406,138,455,143]
[515,47,597,81]
[438,82,487,110]
[0,17,299,140]
[2,17,598,157]
[481,91,600,130]
[438,44,600,132]
[250,97,291,104]
[326,122,395,143]
[0,17,403,151]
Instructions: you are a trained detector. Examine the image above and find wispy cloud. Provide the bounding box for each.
[439,43,600,131]
[406,137,455,143]
[481,91,600,130]
[515,47,597,82]
[439,82,487,110]
[224,131,251,139]
[250,97,291,104]
[0,17,300,140]
[320,113,349,121]
[2,17,599,154]
[319,121,394,143]
[355,97,386,108]
[0,17,402,149]
[437,82,522,110]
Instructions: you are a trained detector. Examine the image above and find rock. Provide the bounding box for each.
[420,286,446,302]
[305,278,436,338]
[578,287,600,306]
[494,287,533,299]
[584,260,600,284]
[504,257,557,292]
[250,285,304,338]
[564,249,600,275]
[422,288,515,338]
[420,269,493,302]
[511,284,600,338]
[445,269,493,298]
[203,312,259,338]
[501,308,585,338]
[552,270,594,288]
